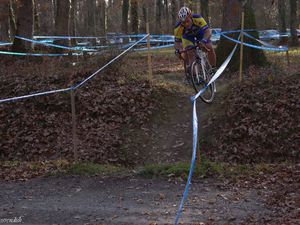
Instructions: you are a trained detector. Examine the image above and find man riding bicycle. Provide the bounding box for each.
[174,6,216,76]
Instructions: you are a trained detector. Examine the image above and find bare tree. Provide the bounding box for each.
[122,0,129,34]
[278,0,287,43]
[179,0,184,7]
[216,0,267,70]
[11,0,33,52]
[201,0,209,23]
[0,0,10,41]
[130,0,138,33]
[171,0,177,29]
[140,0,148,33]
[53,0,70,51]
[107,0,113,32]
[155,0,162,33]
[289,0,299,46]
[86,0,96,36]
[98,0,106,36]
[33,0,40,35]
[164,0,170,33]
[9,0,17,39]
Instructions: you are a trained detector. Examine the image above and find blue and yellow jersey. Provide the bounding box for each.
[174,14,209,43]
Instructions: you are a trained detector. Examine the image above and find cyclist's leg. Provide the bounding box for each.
[205,42,217,92]
[182,36,195,69]
[206,42,216,67]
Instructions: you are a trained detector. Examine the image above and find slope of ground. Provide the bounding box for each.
[0,54,159,164]
[0,48,299,225]
[202,71,299,163]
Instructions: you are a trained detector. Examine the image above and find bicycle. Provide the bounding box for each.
[179,40,216,104]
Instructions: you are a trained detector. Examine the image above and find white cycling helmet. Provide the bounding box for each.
[178,6,191,22]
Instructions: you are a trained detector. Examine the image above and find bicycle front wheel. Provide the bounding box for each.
[191,60,215,103]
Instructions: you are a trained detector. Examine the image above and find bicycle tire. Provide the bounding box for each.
[190,58,215,103]
[183,60,190,82]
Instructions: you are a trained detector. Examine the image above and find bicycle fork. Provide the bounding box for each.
[200,52,217,93]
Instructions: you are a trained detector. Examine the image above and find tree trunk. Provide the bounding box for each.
[130,0,138,34]
[179,0,184,8]
[122,0,129,34]
[9,0,17,40]
[165,0,170,34]
[69,0,77,46]
[53,0,70,52]
[216,0,267,71]
[201,0,209,23]
[0,1,10,42]
[100,0,106,36]
[289,0,299,46]
[278,0,288,44]
[155,0,162,34]
[33,0,40,35]
[140,0,147,33]
[107,0,113,32]
[171,0,177,29]
[87,0,96,36]
[52,0,56,28]
[11,0,33,52]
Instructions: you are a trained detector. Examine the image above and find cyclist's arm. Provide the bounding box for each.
[203,28,212,42]
[192,15,211,43]
[174,22,184,53]
[174,40,182,51]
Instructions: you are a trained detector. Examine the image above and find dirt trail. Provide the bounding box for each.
[0,175,270,225]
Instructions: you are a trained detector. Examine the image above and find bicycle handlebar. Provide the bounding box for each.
[178,41,210,54]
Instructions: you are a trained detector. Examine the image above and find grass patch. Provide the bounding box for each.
[135,48,174,56]
[65,162,125,176]
[138,160,257,180]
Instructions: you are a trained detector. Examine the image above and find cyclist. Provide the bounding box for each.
[174,6,216,75]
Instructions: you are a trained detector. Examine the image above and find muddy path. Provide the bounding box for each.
[0,175,270,225]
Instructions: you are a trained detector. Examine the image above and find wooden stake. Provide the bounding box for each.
[286,50,290,66]
[239,11,245,83]
[146,22,153,80]
[71,90,78,161]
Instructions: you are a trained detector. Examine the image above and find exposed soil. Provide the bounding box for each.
[0,175,272,225]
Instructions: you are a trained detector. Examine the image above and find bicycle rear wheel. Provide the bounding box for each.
[183,60,190,83]
[190,59,215,103]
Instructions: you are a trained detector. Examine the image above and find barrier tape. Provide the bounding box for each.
[221,33,288,52]
[0,35,149,104]
[34,35,107,39]
[0,42,12,46]
[1,34,172,56]
[0,87,72,104]
[72,34,149,89]
[175,29,287,225]
[0,50,69,57]
[174,35,240,225]
[15,36,97,52]
[242,31,287,49]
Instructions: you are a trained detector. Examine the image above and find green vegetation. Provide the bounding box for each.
[137,159,260,180]
[65,162,125,176]
[137,159,288,180]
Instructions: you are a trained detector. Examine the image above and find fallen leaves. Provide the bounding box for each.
[0,55,160,168]
[204,69,299,164]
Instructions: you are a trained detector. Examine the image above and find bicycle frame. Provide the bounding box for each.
[189,43,215,103]
[195,46,209,79]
